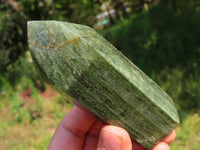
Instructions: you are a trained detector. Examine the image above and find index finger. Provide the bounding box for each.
[131,130,176,150]
[162,130,176,144]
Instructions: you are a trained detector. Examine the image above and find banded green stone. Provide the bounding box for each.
[27,21,179,149]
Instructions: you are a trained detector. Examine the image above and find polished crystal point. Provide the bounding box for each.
[28,21,179,149]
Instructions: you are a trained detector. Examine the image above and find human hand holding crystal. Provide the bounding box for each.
[48,106,176,150]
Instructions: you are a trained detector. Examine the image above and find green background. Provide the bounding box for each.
[0,0,200,149]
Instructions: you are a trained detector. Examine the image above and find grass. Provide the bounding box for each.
[171,113,200,150]
[0,51,199,149]
[1,1,200,149]
[0,90,199,150]
[0,84,73,150]
[0,74,200,150]
[0,54,73,149]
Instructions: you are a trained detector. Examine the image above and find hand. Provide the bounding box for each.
[48,106,176,150]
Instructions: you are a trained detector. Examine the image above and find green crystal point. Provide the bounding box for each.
[28,21,179,149]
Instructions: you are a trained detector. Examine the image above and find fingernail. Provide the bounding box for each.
[100,130,122,150]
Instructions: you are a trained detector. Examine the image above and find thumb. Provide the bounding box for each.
[97,125,132,150]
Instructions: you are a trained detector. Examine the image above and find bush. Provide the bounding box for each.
[102,3,200,75]
[101,2,200,115]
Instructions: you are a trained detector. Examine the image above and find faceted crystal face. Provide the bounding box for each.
[28,21,179,149]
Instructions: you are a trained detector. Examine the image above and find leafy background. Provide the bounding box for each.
[0,0,200,149]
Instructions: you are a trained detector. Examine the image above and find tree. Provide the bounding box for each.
[0,0,102,72]
[0,0,27,72]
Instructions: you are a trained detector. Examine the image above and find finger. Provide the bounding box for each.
[162,130,176,144]
[152,142,171,150]
[131,140,147,150]
[97,125,132,150]
[131,130,176,150]
[83,120,104,150]
[48,106,96,150]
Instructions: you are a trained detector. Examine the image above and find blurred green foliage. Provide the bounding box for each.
[0,0,200,115]
[0,0,199,116]
[0,0,200,149]
[103,2,200,74]
[0,0,101,73]
[0,4,26,72]
[101,0,200,113]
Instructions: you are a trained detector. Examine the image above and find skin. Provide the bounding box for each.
[48,106,176,150]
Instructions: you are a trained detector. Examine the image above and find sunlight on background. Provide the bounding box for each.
[0,0,200,149]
